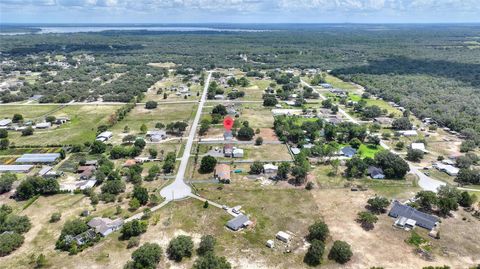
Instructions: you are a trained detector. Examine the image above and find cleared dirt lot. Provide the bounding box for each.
[311,189,480,269]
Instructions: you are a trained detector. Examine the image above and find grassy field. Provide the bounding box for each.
[111,103,197,135]
[0,105,60,119]
[1,105,120,146]
[240,104,275,128]
[324,74,358,90]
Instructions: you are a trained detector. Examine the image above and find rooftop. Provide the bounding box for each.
[388,201,439,230]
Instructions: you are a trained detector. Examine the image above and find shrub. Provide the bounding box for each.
[0,232,24,257]
[167,235,194,262]
[307,220,329,242]
[304,239,325,266]
[50,212,61,223]
[328,240,353,264]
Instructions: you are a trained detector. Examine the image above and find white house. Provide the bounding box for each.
[398,130,418,137]
[35,122,51,129]
[232,148,244,158]
[96,131,113,142]
[411,143,428,153]
[263,163,278,175]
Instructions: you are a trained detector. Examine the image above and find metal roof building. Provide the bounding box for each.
[388,201,439,230]
[15,153,61,163]
[0,165,34,173]
[226,214,250,231]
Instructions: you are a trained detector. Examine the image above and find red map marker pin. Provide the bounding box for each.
[223,116,234,131]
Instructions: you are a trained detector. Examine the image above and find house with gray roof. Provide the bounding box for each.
[226,214,250,231]
[0,119,12,128]
[340,146,357,158]
[87,217,124,237]
[368,166,385,179]
[388,201,439,231]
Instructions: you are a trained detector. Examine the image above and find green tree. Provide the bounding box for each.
[145,101,158,109]
[49,212,61,223]
[415,191,437,211]
[12,114,23,123]
[0,129,7,139]
[167,235,194,262]
[162,152,176,173]
[90,140,106,154]
[255,136,263,145]
[345,157,368,178]
[199,155,217,173]
[193,252,231,269]
[125,243,163,269]
[211,104,227,116]
[303,239,325,266]
[392,117,412,130]
[328,240,353,264]
[0,173,16,194]
[120,220,147,239]
[237,126,254,140]
[277,162,290,180]
[133,186,149,205]
[21,127,34,136]
[374,151,409,179]
[45,115,56,123]
[197,235,216,256]
[407,149,424,162]
[367,196,390,214]
[458,191,475,207]
[0,138,9,150]
[249,161,263,175]
[0,232,24,256]
[356,211,378,230]
[307,220,329,242]
[140,124,148,133]
[36,253,47,268]
[101,180,125,195]
[129,198,141,211]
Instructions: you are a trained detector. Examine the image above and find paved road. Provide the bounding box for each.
[160,71,212,201]
[125,199,170,222]
[198,139,282,145]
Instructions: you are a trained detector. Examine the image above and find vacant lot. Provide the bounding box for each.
[240,105,275,128]
[111,103,197,135]
[1,105,120,146]
[0,105,60,120]
[311,189,480,268]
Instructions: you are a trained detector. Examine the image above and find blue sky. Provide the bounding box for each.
[1,0,479,23]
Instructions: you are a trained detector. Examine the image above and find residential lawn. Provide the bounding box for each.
[357,144,384,158]
[1,105,120,146]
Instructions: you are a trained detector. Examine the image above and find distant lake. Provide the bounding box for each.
[0,26,269,35]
